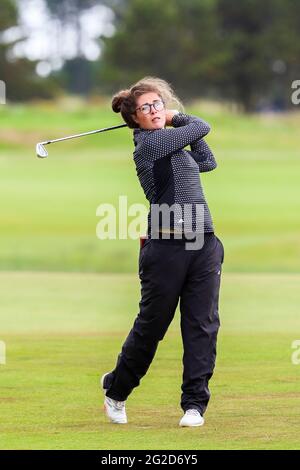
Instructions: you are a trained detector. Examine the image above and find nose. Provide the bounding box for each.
[150,104,157,114]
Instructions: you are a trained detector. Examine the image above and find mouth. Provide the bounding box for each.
[152,117,161,123]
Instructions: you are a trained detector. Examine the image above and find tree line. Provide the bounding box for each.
[0,0,299,111]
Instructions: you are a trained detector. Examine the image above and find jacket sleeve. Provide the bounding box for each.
[141,113,211,160]
[187,138,217,172]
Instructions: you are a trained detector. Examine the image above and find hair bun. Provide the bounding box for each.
[112,90,130,113]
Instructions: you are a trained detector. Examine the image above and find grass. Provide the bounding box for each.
[0,102,299,273]
[0,271,300,450]
[0,101,299,449]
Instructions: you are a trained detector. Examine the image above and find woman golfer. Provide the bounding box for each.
[101,77,224,427]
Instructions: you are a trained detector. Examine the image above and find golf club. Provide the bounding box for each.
[36,123,128,158]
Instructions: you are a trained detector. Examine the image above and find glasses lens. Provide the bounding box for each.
[140,104,151,114]
[153,100,164,111]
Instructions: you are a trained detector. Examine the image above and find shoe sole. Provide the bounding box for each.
[179,422,204,427]
[179,418,205,427]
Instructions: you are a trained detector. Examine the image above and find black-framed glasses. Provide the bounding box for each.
[135,99,165,115]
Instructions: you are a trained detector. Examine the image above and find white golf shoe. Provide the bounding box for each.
[101,373,127,424]
[179,409,204,427]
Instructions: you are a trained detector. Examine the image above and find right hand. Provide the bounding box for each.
[165,109,180,126]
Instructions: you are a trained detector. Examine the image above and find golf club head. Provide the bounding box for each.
[36,143,48,158]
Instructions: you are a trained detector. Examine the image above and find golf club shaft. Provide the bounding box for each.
[41,123,128,145]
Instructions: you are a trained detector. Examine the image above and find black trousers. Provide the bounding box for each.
[104,232,224,415]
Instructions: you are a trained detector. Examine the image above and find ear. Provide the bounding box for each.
[132,113,139,124]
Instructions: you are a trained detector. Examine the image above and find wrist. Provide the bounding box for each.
[166,109,180,126]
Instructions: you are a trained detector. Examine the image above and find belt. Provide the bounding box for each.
[140,230,214,247]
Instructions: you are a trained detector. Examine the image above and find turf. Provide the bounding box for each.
[0,101,299,450]
[0,271,300,450]
[0,103,299,273]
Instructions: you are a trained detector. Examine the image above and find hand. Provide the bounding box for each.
[165,109,180,126]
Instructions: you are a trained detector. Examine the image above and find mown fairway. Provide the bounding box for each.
[1,271,300,450]
[0,102,299,273]
[0,102,299,449]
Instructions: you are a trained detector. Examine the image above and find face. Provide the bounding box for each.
[133,92,166,130]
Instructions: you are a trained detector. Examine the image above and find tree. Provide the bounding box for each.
[43,0,102,94]
[216,0,300,110]
[98,0,224,100]
[45,0,99,57]
[98,0,300,111]
[0,0,60,101]
[0,0,17,30]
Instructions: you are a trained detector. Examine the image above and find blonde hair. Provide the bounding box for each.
[111,76,184,128]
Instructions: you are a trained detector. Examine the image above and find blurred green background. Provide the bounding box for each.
[0,101,299,273]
